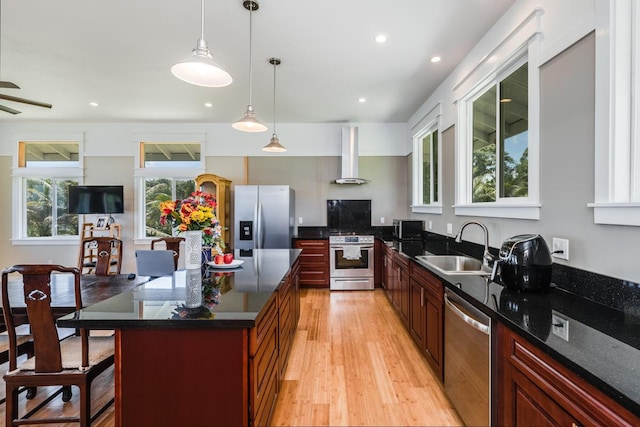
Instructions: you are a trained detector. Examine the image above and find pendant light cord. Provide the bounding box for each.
[248,4,254,105]
[272,61,277,134]
[200,0,205,40]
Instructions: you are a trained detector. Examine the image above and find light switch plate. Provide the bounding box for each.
[447,223,453,234]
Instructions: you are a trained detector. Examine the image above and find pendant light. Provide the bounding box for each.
[171,0,232,87]
[262,58,286,152]
[232,0,267,132]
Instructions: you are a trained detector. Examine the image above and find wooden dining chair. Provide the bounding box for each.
[79,236,123,275]
[1,264,115,426]
[150,237,184,271]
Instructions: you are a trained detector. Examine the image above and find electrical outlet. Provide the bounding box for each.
[552,237,569,260]
[428,220,433,230]
[298,217,303,225]
[380,217,385,224]
[552,312,569,341]
[447,223,453,234]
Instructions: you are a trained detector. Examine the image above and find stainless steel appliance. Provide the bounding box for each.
[234,185,295,250]
[329,235,374,290]
[491,234,552,291]
[444,289,491,427]
[392,219,424,241]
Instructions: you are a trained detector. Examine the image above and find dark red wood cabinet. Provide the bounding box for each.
[293,239,329,288]
[498,324,640,427]
[408,263,443,381]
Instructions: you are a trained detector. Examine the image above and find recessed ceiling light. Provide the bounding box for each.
[375,34,387,44]
[89,102,99,107]
[430,56,441,63]
[358,97,367,103]
[204,102,213,108]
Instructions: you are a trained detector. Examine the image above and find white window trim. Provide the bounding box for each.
[12,136,85,245]
[133,137,206,243]
[453,8,542,220]
[411,103,443,214]
[589,0,640,226]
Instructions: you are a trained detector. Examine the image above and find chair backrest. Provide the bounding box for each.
[80,236,123,275]
[1,265,88,372]
[135,250,176,278]
[150,237,184,270]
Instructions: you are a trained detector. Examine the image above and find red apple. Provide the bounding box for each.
[214,254,225,264]
[224,253,234,264]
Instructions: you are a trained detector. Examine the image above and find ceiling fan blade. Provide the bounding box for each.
[0,93,51,108]
[0,81,20,89]
[0,104,22,114]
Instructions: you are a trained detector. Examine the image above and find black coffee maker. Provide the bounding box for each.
[491,234,552,291]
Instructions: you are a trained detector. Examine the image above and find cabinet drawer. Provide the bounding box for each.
[393,252,410,270]
[299,252,327,264]
[294,240,328,249]
[250,315,278,420]
[250,296,277,355]
[411,263,442,296]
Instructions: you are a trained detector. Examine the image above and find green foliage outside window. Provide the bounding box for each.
[26,178,78,237]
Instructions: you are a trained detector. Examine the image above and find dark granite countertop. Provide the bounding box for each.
[384,236,640,417]
[57,249,301,330]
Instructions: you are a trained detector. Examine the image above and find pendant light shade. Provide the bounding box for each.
[233,0,267,132]
[171,0,232,87]
[263,58,286,152]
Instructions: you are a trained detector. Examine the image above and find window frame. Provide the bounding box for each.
[11,138,84,245]
[133,135,206,243]
[411,122,442,214]
[453,13,542,220]
[589,0,640,226]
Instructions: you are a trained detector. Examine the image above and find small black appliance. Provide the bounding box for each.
[491,234,552,291]
[392,219,423,241]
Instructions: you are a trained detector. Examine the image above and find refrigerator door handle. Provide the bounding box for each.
[253,202,260,249]
[257,202,263,249]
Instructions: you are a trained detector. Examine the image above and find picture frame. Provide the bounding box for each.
[94,216,109,230]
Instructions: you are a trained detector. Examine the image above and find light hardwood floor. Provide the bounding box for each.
[270,288,462,426]
[0,288,462,426]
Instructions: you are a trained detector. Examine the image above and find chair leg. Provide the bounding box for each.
[79,383,90,427]
[62,385,73,402]
[26,386,37,399]
[5,382,19,427]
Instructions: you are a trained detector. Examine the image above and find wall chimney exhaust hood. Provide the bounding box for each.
[335,127,367,184]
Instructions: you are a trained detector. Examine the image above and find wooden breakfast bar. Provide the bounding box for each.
[57,249,301,427]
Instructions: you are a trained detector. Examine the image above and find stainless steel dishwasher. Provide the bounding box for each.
[444,289,491,427]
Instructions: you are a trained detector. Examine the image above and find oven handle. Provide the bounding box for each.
[330,245,374,250]
[444,294,490,335]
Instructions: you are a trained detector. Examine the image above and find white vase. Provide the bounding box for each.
[184,230,203,269]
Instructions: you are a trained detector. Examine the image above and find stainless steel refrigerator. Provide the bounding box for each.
[234,185,295,250]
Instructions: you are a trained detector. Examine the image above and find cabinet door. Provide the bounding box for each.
[383,252,394,301]
[398,265,410,326]
[409,279,425,346]
[424,288,443,381]
[502,361,575,427]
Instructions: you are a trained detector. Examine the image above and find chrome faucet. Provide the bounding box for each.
[454,221,494,267]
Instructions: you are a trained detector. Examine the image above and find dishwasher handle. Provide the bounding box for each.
[445,293,490,335]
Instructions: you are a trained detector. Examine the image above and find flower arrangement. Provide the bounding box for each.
[158,190,225,250]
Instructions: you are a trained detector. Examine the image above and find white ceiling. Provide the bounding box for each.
[0,0,515,124]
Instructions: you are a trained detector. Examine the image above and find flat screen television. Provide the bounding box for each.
[327,199,372,233]
[68,185,124,214]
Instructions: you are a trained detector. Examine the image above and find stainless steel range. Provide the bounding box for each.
[329,234,374,290]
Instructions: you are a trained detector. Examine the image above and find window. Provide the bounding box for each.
[471,63,529,203]
[590,0,640,226]
[12,140,83,243]
[453,8,541,220]
[412,125,440,211]
[134,138,205,241]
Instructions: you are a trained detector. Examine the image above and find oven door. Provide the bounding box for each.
[329,245,374,278]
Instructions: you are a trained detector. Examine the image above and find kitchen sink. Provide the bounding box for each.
[416,255,491,276]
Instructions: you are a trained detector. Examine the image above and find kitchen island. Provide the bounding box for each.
[58,248,301,427]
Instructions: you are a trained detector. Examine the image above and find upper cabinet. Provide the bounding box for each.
[195,173,232,246]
